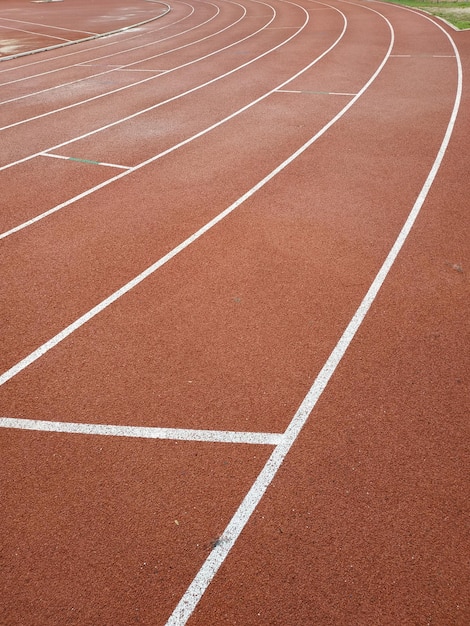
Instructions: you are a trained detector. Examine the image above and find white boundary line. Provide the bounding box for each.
[0,1,235,124]
[165,4,462,623]
[0,24,72,43]
[39,152,132,169]
[0,1,346,239]
[0,16,98,36]
[0,417,282,445]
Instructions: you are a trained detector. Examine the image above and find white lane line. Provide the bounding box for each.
[0,24,72,43]
[39,152,132,169]
[0,2,345,239]
[165,7,462,625]
[106,68,167,72]
[0,16,98,36]
[0,0,276,135]
[0,417,282,445]
[276,88,356,95]
[0,1,226,105]
[390,54,455,58]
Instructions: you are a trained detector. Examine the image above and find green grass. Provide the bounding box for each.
[382,0,470,29]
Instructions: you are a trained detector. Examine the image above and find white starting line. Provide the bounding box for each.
[0,417,282,445]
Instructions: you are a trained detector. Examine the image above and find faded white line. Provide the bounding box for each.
[0,15,97,36]
[0,2,171,63]
[165,6,462,625]
[0,417,282,445]
[276,88,356,95]
[0,24,72,43]
[39,152,132,169]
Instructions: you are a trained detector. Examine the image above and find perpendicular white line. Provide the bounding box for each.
[165,7,462,624]
[39,151,69,161]
[0,24,72,43]
[0,417,282,445]
[276,89,356,95]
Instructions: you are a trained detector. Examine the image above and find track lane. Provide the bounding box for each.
[0,0,171,61]
[185,11,469,625]
[0,429,274,625]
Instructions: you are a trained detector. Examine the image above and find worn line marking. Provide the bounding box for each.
[0,15,97,36]
[0,0,259,130]
[68,157,131,169]
[0,24,71,42]
[276,88,356,95]
[0,3,171,63]
[165,6,463,624]
[40,152,131,169]
[0,2,190,84]
[391,54,455,58]
[0,417,282,445]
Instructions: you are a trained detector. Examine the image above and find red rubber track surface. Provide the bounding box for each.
[0,0,469,624]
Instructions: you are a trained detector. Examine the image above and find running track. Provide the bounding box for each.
[1,0,469,624]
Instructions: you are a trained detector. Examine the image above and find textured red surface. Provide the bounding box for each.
[1,0,468,624]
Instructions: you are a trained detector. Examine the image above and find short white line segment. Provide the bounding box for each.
[0,417,282,445]
[39,152,131,169]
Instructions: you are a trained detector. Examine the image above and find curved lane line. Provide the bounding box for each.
[0,0,281,134]
[0,2,200,95]
[164,5,462,624]
[0,1,171,62]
